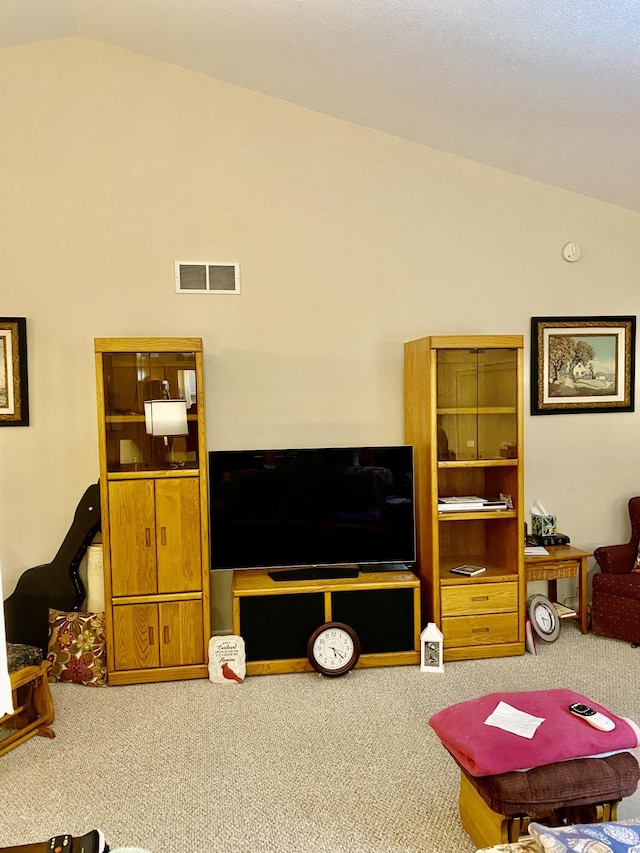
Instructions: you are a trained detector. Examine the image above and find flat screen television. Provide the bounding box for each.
[208,445,415,577]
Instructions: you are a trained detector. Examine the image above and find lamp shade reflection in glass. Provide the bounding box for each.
[144,399,188,438]
[144,399,189,465]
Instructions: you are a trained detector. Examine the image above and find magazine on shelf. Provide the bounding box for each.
[438,496,486,504]
[553,602,577,619]
[438,495,508,513]
[449,564,487,576]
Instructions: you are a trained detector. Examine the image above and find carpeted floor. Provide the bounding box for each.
[2,621,639,852]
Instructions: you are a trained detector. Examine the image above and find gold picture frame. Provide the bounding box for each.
[531,315,636,415]
[0,317,29,426]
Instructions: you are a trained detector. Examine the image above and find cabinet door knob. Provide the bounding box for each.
[148,626,155,645]
[145,528,151,547]
[160,526,167,546]
[163,626,170,644]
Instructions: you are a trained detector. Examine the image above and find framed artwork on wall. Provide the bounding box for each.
[0,317,29,427]
[531,315,636,415]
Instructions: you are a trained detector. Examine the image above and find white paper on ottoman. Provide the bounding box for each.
[208,635,246,684]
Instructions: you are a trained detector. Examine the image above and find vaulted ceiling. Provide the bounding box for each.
[2,0,639,213]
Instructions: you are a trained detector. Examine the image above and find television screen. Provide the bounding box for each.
[208,446,415,572]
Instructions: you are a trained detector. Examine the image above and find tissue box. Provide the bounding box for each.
[532,514,556,536]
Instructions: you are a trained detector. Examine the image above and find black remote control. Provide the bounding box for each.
[79,829,108,853]
[48,837,72,853]
[47,829,108,853]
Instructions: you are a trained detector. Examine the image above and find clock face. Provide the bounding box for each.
[536,604,554,632]
[527,594,561,642]
[307,622,361,677]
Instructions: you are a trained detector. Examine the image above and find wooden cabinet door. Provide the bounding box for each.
[109,480,157,596]
[159,600,205,667]
[113,604,160,670]
[155,478,202,594]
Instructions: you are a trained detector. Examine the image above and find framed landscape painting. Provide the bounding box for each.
[531,315,636,415]
[0,317,29,426]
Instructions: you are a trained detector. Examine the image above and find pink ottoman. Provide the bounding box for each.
[429,689,640,848]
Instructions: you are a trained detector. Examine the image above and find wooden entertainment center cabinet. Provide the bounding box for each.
[404,335,525,661]
[94,337,210,685]
[232,568,421,675]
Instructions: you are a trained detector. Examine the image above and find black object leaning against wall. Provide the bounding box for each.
[3,482,101,653]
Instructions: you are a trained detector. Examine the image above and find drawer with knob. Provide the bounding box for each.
[440,581,518,617]
[441,612,519,647]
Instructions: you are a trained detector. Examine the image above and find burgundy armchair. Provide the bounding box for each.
[592,496,640,643]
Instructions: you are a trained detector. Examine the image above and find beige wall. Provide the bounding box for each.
[2,37,639,621]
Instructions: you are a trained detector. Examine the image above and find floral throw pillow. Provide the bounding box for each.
[529,819,640,853]
[631,543,640,573]
[47,609,107,686]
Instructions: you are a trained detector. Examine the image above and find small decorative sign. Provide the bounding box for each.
[420,623,444,673]
[208,635,246,685]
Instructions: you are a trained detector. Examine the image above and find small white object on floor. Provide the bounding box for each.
[208,634,246,684]
[484,701,545,739]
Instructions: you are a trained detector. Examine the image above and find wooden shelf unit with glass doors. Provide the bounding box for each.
[94,337,210,685]
[404,335,525,661]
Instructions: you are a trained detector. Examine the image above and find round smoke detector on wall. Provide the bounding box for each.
[562,242,582,262]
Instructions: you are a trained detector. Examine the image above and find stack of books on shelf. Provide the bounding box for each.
[437,495,508,513]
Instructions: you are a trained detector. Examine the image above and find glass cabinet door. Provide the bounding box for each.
[101,350,199,472]
[436,348,518,461]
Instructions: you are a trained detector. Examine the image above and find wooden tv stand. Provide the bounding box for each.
[232,568,421,675]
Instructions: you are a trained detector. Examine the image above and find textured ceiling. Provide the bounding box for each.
[2,0,640,213]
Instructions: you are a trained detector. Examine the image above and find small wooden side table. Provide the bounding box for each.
[524,545,592,634]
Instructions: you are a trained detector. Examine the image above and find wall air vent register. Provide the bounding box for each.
[175,262,240,294]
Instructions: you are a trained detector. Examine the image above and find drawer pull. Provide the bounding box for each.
[471,595,489,602]
[471,627,490,634]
